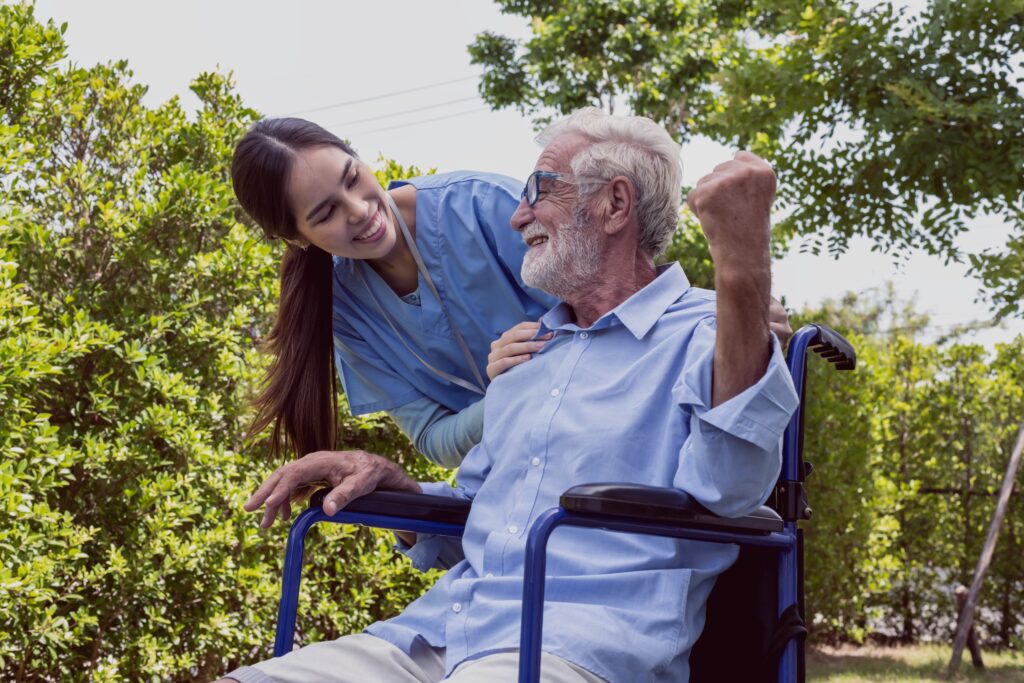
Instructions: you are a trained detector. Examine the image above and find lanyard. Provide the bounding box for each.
[354,193,488,396]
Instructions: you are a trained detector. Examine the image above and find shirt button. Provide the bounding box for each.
[508,525,519,534]
[580,331,589,339]
[452,602,462,613]
[531,457,541,467]
[485,572,494,578]
[550,388,560,397]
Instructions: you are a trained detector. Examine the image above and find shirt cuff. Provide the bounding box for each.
[392,481,469,572]
[394,533,450,573]
[675,335,799,452]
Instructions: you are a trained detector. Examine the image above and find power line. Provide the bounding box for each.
[324,96,480,129]
[351,107,491,135]
[282,75,481,116]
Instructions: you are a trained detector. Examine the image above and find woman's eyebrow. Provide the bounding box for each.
[305,158,353,222]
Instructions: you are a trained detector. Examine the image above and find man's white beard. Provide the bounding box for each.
[521,206,602,300]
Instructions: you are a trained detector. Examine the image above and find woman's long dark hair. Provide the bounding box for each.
[231,118,358,460]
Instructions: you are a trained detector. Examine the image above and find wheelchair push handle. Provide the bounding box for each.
[804,324,855,371]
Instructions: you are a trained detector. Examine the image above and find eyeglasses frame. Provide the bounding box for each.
[521,171,579,207]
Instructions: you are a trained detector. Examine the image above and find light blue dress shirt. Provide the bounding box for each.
[331,171,557,417]
[365,263,800,683]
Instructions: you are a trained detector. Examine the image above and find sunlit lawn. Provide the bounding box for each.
[808,644,1024,682]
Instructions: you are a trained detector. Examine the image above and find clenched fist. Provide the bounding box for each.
[686,151,775,272]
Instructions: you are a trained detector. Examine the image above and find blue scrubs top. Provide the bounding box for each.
[331,171,557,416]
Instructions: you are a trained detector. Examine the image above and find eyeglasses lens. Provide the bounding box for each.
[527,173,539,206]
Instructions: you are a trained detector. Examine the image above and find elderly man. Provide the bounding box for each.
[220,108,799,683]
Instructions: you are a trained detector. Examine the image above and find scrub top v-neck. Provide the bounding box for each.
[331,171,557,416]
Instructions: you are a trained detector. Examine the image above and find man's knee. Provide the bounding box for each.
[217,633,443,683]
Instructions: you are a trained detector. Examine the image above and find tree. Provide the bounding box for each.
[470,0,1024,316]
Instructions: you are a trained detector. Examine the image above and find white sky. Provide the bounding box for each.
[31,0,1023,347]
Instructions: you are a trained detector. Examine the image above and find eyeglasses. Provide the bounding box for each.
[521,171,577,207]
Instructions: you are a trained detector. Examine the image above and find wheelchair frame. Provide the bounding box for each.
[272,324,856,683]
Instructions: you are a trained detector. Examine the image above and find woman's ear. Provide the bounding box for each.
[283,236,310,251]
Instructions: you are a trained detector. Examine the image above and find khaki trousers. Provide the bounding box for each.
[226,633,606,683]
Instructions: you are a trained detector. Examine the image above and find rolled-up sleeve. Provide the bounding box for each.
[673,318,799,517]
[392,446,490,571]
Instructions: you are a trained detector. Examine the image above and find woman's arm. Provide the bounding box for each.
[388,396,485,468]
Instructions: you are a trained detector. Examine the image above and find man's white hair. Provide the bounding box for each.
[536,107,682,256]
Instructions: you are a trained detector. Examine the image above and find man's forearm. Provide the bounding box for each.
[687,151,778,406]
[712,264,772,406]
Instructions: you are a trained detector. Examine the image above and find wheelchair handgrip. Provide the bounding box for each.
[808,324,855,371]
[309,489,471,525]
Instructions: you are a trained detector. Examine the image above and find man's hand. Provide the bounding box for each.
[244,450,421,528]
[487,321,552,380]
[688,151,776,405]
[687,151,775,271]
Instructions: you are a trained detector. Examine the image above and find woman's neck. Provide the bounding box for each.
[367,187,419,295]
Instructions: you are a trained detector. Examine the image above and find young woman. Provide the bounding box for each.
[231,118,557,471]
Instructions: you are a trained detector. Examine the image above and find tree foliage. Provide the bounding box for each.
[470,0,1024,316]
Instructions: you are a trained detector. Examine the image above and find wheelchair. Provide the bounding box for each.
[272,324,856,683]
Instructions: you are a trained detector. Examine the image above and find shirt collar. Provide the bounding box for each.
[539,263,691,340]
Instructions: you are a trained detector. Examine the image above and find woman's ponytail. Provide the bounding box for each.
[247,244,336,460]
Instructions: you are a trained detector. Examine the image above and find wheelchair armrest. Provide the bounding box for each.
[560,483,783,534]
[309,489,471,526]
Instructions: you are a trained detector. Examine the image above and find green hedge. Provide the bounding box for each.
[0,5,448,679]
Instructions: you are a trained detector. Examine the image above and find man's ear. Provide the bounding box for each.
[603,176,635,236]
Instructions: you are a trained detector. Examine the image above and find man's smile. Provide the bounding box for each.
[522,224,550,248]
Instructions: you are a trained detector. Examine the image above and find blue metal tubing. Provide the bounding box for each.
[783,325,818,485]
[518,508,797,683]
[779,324,825,681]
[519,508,567,683]
[778,522,799,682]
[274,505,465,657]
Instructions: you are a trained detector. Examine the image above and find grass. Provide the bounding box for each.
[807,643,1024,682]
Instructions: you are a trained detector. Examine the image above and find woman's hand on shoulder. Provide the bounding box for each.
[487,321,552,380]
[244,450,420,528]
[769,297,793,349]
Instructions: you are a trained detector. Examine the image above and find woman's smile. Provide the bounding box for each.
[353,207,387,243]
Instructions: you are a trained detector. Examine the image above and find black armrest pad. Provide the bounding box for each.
[561,483,783,534]
[309,489,471,526]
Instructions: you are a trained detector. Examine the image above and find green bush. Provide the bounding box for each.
[796,293,1024,647]
[0,5,447,680]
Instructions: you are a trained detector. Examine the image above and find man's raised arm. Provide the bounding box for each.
[687,151,777,406]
